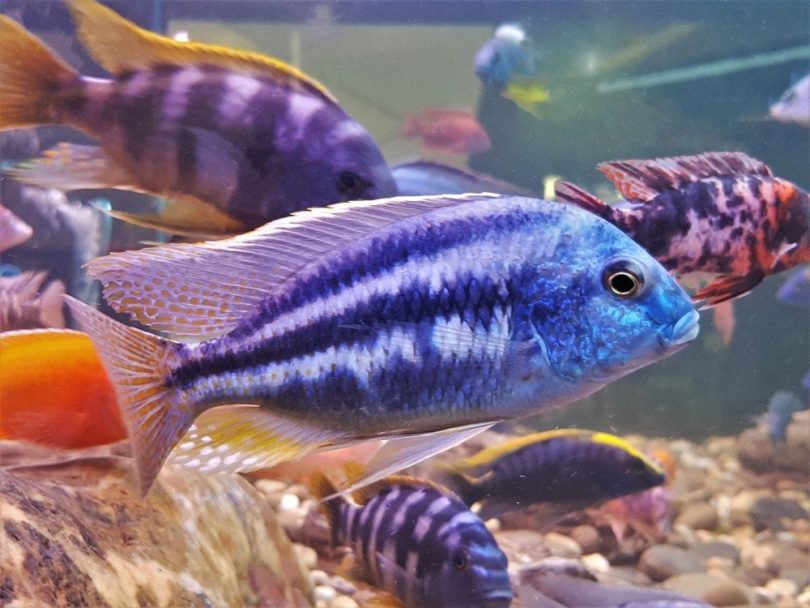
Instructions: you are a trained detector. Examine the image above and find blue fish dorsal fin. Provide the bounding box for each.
[598,152,773,201]
[87,193,503,340]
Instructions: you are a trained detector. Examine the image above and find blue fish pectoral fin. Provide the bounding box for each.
[334,422,495,498]
[8,143,136,192]
[167,404,350,476]
[692,273,762,307]
[597,152,772,202]
[67,0,336,103]
[374,551,411,603]
[88,192,502,341]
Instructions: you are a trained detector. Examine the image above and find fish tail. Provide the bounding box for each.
[65,296,192,496]
[0,15,79,129]
[309,472,346,547]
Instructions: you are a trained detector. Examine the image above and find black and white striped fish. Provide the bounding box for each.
[311,473,513,608]
[65,192,700,497]
[0,0,395,237]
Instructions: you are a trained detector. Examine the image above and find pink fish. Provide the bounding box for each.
[712,300,736,346]
[402,108,491,155]
[0,203,32,252]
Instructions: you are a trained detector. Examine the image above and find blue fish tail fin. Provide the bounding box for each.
[65,296,192,496]
[309,472,346,547]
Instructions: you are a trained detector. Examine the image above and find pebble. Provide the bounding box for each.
[639,545,704,582]
[750,497,808,532]
[543,532,582,558]
[570,524,601,554]
[765,577,798,598]
[280,493,301,511]
[294,544,318,570]
[581,552,610,575]
[255,479,288,495]
[314,585,337,604]
[663,572,752,606]
[691,540,740,564]
[330,597,359,608]
[677,502,719,531]
[311,570,330,586]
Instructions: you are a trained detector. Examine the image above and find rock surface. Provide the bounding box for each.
[0,454,312,607]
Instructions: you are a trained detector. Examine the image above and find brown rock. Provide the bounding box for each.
[570,525,601,554]
[676,502,718,531]
[663,572,753,606]
[0,458,313,607]
[638,545,704,582]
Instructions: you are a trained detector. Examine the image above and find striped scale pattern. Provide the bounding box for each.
[166,197,573,432]
[60,64,395,226]
[333,483,511,608]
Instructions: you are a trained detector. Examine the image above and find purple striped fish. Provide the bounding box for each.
[0,0,395,237]
[311,474,513,608]
[65,192,699,496]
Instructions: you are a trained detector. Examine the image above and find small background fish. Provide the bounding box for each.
[401,108,491,156]
[0,271,65,332]
[769,74,810,127]
[474,23,539,89]
[764,390,806,443]
[777,265,810,307]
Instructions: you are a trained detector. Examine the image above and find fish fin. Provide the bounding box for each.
[37,279,66,329]
[771,242,798,270]
[104,201,246,240]
[67,0,335,103]
[88,192,503,340]
[374,551,411,599]
[692,273,762,307]
[554,181,618,224]
[8,144,136,191]
[597,152,773,201]
[349,469,452,506]
[0,16,78,129]
[308,471,345,547]
[430,463,481,506]
[2,409,89,449]
[1,271,48,300]
[335,423,494,497]
[168,404,347,474]
[453,429,592,474]
[64,296,191,496]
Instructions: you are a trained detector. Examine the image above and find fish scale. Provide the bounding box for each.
[66,192,698,496]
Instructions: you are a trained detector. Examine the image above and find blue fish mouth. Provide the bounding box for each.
[472,589,514,607]
[661,309,701,348]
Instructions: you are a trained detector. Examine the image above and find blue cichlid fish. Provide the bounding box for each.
[765,390,805,443]
[777,265,810,307]
[475,23,539,89]
[436,429,666,520]
[66,192,700,496]
[392,160,532,197]
[769,74,810,127]
[311,473,512,608]
[0,0,395,237]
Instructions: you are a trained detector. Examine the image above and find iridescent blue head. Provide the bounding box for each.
[520,206,700,393]
[474,23,537,89]
[418,501,513,608]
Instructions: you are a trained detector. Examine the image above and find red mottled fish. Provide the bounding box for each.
[556,152,810,306]
[0,0,395,237]
[402,109,491,155]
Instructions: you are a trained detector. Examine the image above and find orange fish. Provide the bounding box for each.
[0,329,126,449]
[402,108,491,155]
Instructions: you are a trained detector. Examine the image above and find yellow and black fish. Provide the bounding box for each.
[435,429,666,521]
[0,0,396,237]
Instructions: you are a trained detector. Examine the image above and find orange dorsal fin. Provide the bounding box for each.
[597,152,773,201]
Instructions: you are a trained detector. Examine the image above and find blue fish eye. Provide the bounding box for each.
[603,260,645,298]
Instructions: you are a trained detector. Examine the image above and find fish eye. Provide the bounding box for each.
[451,549,469,572]
[603,260,645,298]
[336,170,369,197]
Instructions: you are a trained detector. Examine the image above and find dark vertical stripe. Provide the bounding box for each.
[176,128,198,193]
